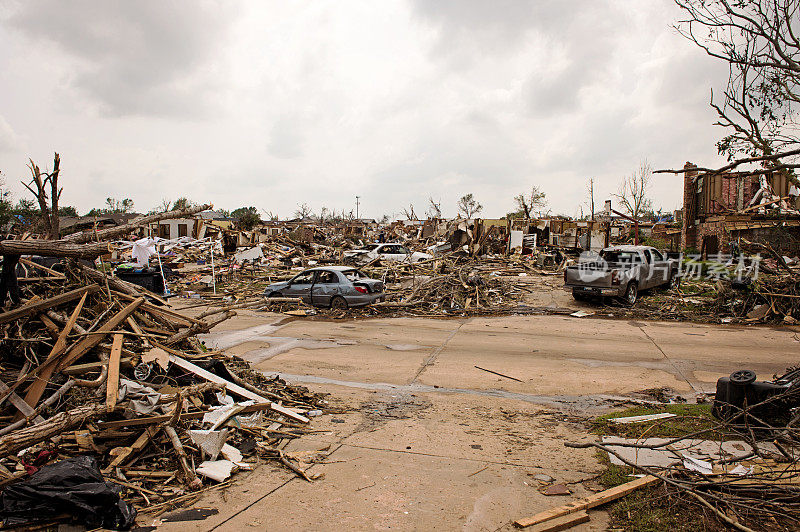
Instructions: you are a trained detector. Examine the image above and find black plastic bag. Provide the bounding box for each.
[0,455,136,529]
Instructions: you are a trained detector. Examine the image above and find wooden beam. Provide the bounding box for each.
[514,476,659,528]
[15,292,88,415]
[106,334,123,409]
[0,285,98,325]
[527,511,589,532]
[167,354,267,403]
[54,298,145,374]
[0,381,45,424]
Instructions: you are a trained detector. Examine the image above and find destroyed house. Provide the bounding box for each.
[154,210,231,240]
[680,161,800,256]
[59,213,141,238]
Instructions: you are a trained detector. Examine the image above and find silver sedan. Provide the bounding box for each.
[263,266,385,310]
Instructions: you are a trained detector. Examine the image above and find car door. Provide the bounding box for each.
[640,249,654,289]
[378,244,401,262]
[649,249,669,285]
[284,270,315,303]
[310,270,340,306]
[397,245,413,262]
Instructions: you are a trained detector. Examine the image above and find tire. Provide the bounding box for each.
[666,273,679,290]
[267,292,281,298]
[622,282,638,306]
[572,289,587,301]
[330,296,348,311]
[730,369,757,386]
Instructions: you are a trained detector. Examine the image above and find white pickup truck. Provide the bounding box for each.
[563,245,679,305]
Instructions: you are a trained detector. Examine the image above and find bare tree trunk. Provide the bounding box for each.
[63,203,211,244]
[0,403,109,458]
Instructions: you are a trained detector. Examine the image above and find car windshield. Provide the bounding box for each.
[600,250,641,263]
[342,269,365,281]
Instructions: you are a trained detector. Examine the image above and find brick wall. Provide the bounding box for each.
[681,162,698,250]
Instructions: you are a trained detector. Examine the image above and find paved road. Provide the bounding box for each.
[206,313,800,401]
[155,313,799,531]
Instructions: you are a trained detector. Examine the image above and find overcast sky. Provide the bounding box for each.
[0,0,730,219]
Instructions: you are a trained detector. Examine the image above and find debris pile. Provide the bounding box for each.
[0,216,328,529]
[522,373,800,531]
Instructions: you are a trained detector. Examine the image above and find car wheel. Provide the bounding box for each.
[623,282,638,306]
[667,273,679,290]
[730,369,757,386]
[572,289,587,301]
[267,292,281,298]
[330,296,348,311]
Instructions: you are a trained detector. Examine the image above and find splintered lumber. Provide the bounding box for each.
[163,311,234,345]
[0,239,110,259]
[0,403,110,459]
[0,382,44,424]
[103,426,160,473]
[106,333,124,409]
[0,285,99,325]
[514,476,659,528]
[527,511,589,532]
[165,425,200,488]
[54,298,144,374]
[167,354,267,403]
[19,292,88,412]
[97,401,274,429]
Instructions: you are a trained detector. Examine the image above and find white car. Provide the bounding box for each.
[343,243,432,265]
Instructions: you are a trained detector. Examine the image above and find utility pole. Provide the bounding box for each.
[355,196,360,220]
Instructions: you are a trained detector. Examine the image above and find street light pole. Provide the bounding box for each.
[355,196,360,220]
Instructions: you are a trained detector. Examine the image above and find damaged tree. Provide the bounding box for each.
[22,153,61,239]
[612,160,653,220]
[667,0,800,180]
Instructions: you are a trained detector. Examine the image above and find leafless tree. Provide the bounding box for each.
[401,204,417,220]
[427,197,442,219]
[457,193,482,219]
[513,186,547,219]
[586,178,595,221]
[672,0,800,179]
[294,203,312,220]
[22,153,61,239]
[613,160,653,220]
[316,206,330,224]
[261,209,279,221]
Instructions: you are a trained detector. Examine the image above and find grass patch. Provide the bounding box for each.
[591,407,731,531]
[591,403,720,440]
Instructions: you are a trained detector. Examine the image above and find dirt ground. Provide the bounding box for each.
[148,308,800,531]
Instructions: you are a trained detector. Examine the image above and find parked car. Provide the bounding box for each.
[343,243,432,265]
[563,245,679,305]
[263,266,385,309]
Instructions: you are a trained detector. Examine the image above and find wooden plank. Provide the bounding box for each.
[611,413,677,424]
[0,382,45,424]
[106,334,123,409]
[528,511,589,532]
[102,426,159,474]
[18,258,66,278]
[97,402,274,429]
[16,293,88,415]
[54,298,144,374]
[61,357,133,375]
[514,476,659,528]
[0,285,98,325]
[167,354,267,403]
[113,291,203,325]
[270,402,310,424]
